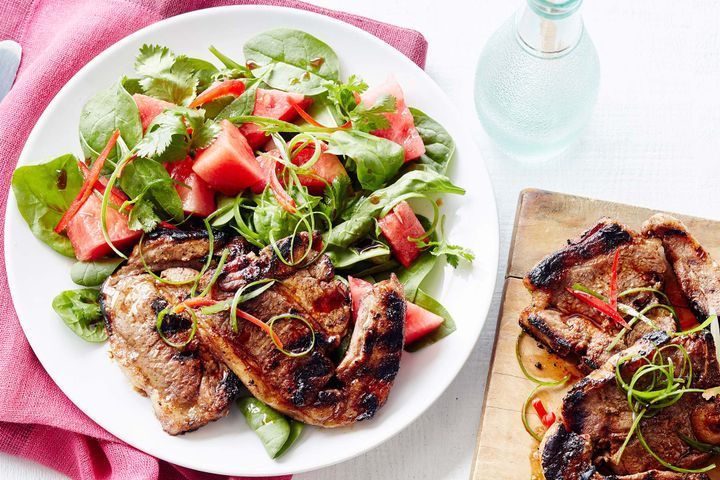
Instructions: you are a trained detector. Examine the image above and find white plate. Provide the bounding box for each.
[4,6,498,476]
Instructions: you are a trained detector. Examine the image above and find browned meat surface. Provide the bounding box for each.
[643,214,720,320]
[520,218,677,371]
[100,230,242,435]
[541,331,720,479]
[541,423,709,480]
[197,233,406,427]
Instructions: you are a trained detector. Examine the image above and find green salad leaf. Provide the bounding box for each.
[216,78,260,120]
[397,252,436,303]
[136,107,219,162]
[119,157,184,231]
[11,154,84,257]
[327,130,404,190]
[52,288,107,342]
[252,189,298,245]
[238,397,303,458]
[79,80,143,164]
[327,170,465,248]
[408,108,455,175]
[134,44,198,106]
[70,259,123,286]
[405,288,456,352]
[243,28,340,95]
[326,241,391,270]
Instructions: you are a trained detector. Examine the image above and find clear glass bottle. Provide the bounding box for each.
[474,0,600,160]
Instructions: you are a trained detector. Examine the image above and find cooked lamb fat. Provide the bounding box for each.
[100,229,243,435]
[197,233,406,427]
[643,214,720,320]
[520,218,677,371]
[541,331,720,479]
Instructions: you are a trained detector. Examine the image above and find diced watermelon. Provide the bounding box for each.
[66,193,141,261]
[349,276,442,344]
[240,88,313,149]
[133,94,175,132]
[377,201,427,268]
[291,143,348,194]
[361,77,426,161]
[192,120,264,196]
[251,143,348,195]
[348,276,374,322]
[405,302,444,345]
[165,158,216,217]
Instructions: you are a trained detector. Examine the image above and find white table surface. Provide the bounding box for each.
[3,0,720,478]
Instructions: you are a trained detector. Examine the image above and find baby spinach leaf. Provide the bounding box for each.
[134,44,198,106]
[243,28,340,95]
[405,288,456,352]
[408,108,455,175]
[70,259,123,286]
[184,57,218,93]
[52,288,107,342]
[216,79,259,121]
[11,154,83,257]
[78,80,143,164]
[252,189,297,245]
[325,242,391,270]
[327,130,404,190]
[209,45,249,72]
[120,157,184,231]
[238,397,302,458]
[326,170,464,248]
[397,252,437,303]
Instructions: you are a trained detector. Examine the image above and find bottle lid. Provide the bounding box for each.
[528,0,583,19]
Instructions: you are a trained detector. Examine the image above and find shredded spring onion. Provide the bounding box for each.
[155,306,198,349]
[267,313,316,358]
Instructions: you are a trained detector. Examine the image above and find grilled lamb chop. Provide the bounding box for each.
[197,232,406,427]
[541,331,720,480]
[100,230,243,435]
[643,214,720,319]
[520,218,677,371]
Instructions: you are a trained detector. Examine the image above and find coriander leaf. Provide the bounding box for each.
[184,57,218,93]
[11,154,84,257]
[136,107,219,161]
[70,259,123,286]
[326,170,464,249]
[127,199,161,232]
[327,130,404,190]
[350,93,395,132]
[416,216,474,268]
[404,288,456,352]
[134,44,197,105]
[52,289,107,342]
[79,80,143,165]
[317,174,352,222]
[407,108,455,175]
[252,189,297,245]
[243,28,340,94]
[323,75,367,124]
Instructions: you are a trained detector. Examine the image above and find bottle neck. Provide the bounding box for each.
[516,0,585,57]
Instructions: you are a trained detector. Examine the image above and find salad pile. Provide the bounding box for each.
[12,28,473,454]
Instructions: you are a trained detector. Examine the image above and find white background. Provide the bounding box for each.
[3,0,720,478]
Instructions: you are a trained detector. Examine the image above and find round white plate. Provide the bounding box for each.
[4,6,498,476]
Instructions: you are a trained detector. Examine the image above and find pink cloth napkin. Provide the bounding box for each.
[0,1,427,479]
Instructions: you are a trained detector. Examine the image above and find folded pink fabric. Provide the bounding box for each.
[0,1,427,479]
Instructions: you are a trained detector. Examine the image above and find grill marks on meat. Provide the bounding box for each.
[100,230,242,435]
[541,332,720,480]
[521,218,676,371]
[643,214,720,320]
[197,234,405,427]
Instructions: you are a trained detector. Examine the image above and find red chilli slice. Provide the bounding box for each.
[532,398,556,428]
[609,249,620,310]
[235,308,285,350]
[566,287,630,328]
[189,79,246,108]
[290,102,350,131]
[55,130,121,233]
[78,162,128,207]
[173,297,218,314]
[260,153,296,214]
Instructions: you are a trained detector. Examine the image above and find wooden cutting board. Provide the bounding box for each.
[469,189,720,480]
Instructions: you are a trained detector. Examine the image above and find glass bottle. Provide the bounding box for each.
[474,0,600,160]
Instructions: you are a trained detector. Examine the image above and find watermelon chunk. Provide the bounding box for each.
[192,120,264,196]
[165,158,216,217]
[361,77,426,161]
[251,143,348,195]
[132,94,175,132]
[348,276,442,344]
[405,302,444,345]
[240,88,313,149]
[66,193,141,261]
[377,201,427,268]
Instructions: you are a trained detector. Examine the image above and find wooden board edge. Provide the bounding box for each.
[469,279,514,479]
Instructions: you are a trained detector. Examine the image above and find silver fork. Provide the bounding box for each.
[0,40,22,102]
